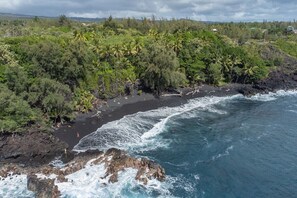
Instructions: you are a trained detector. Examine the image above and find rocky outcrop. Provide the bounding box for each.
[0,131,69,166]
[0,148,165,196]
[102,148,165,184]
[238,71,297,96]
[27,175,60,198]
[238,44,297,96]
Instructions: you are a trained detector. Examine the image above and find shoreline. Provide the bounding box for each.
[2,67,297,166]
[54,84,245,149]
[55,66,297,149]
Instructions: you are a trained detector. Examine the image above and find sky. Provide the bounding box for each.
[0,0,296,22]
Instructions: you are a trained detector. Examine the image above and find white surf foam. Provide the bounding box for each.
[211,145,234,161]
[56,163,174,198]
[248,90,297,101]
[4,90,297,198]
[74,95,242,152]
[49,158,66,168]
[160,174,199,197]
[0,174,34,198]
[59,90,297,197]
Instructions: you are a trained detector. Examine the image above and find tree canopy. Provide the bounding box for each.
[1,16,295,133]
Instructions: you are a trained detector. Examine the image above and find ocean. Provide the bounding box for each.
[1,90,297,198]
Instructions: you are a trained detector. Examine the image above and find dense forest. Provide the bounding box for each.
[0,15,297,133]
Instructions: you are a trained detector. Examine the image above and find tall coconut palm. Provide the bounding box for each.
[91,39,102,55]
[172,37,183,56]
[95,61,112,94]
[243,64,259,83]
[220,55,233,82]
[148,29,160,41]
[0,44,17,66]
[112,44,124,59]
[134,38,144,54]
[124,41,137,56]
[89,31,97,41]
[99,45,113,61]
[73,30,87,42]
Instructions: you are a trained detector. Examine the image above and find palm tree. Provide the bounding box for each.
[243,64,259,83]
[172,37,183,56]
[148,29,159,40]
[134,38,144,54]
[99,45,113,61]
[123,41,137,56]
[95,61,112,94]
[0,44,17,66]
[90,31,97,41]
[220,55,233,82]
[91,39,102,55]
[112,44,124,59]
[73,30,87,42]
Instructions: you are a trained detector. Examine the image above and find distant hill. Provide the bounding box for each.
[0,12,38,19]
[0,12,218,24]
[0,12,105,22]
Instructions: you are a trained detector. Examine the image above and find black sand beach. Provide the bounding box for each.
[4,66,297,166]
[55,84,243,148]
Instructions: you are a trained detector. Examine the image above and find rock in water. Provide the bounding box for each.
[102,148,165,184]
[27,175,60,198]
[1,148,166,196]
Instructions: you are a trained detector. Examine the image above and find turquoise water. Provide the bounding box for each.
[1,91,297,198]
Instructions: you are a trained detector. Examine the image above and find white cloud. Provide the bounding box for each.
[0,0,296,21]
[234,12,246,19]
[0,0,22,10]
[192,3,216,12]
[68,10,153,19]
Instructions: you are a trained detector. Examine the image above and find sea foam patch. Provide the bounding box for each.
[74,94,242,152]
[56,90,297,197]
[248,90,297,101]
[3,90,297,198]
[0,174,34,198]
[56,164,171,198]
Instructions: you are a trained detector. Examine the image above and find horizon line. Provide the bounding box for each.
[0,12,296,23]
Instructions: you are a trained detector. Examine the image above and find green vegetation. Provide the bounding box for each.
[275,37,297,58]
[0,15,296,133]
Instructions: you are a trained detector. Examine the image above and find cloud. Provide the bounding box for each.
[0,0,22,10]
[0,0,296,21]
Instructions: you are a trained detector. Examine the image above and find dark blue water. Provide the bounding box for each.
[127,92,297,198]
[3,91,293,198]
[2,92,297,197]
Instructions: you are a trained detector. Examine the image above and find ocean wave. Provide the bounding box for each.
[194,145,235,165]
[164,161,190,167]
[287,109,297,114]
[248,90,297,101]
[0,159,174,198]
[211,145,234,161]
[68,90,297,197]
[56,163,173,198]
[0,175,34,198]
[5,90,297,198]
[63,171,197,198]
[74,95,242,152]
[162,174,201,197]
